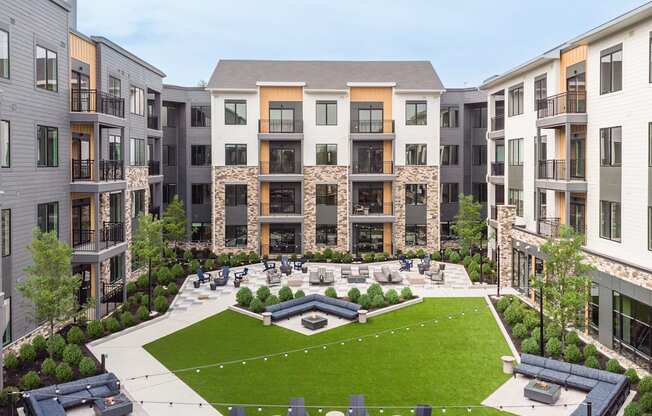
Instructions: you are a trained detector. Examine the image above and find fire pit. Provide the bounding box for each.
[93,393,133,416]
[524,379,561,404]
[301,313,328,330]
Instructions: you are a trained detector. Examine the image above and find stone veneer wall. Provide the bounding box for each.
[497,205,516,287]
[303,166,349,253]
[125,167,150,280]
[394,166,440,254]
[213,166,259,254]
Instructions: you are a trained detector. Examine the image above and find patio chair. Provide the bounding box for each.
[288,398,307,416]
[425,263,444,284]
[358,265,370,279]
[280,256,292,276]
[323,270,335,285]
[214,266,230,286]
[341,265,352,280]
[398,255,413,271]
[309,270,321,285]
[267,269,282,286]
[348,395,369,416]
[417,255,431,274]
[353,204,365,215]
[196,266,211,284]
[293,257,307,271]
[262,259,276,272]
[234,267,248,281]
[389,270,403,284]
[373,266,391,283]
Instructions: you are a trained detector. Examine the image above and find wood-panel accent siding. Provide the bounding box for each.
[556,192,566,225]
[383,182,393,215]
[259,87,303,133]
[69,33,97,91]
[383,140,393,173]
[260,182,270,215]
[260,224,270,257]
[350,87,393,119]
[559,46,587,92]
[383,223,393,254]
[259,141,269,174]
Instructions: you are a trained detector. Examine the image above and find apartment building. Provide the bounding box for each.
[0,0,164,343]
[483,4,652,363]
[207,60,444,257]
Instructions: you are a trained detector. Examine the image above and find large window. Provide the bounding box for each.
[440,106,458,128]
[613,292,652,358]
[316,184,337,206]
[589,282,599,335]
[192,184,211,205]
[129,86,144,116]
[600,126,622,167]
[406,101,427,125]
[225,144,247,165]
[108,135,121,161]
[441,183,459,204]
[1,209,10,257]
[472,145,486,166]
[508,189,524,217]
[508,138,524,166]
[35,46,57,91]
[405,225,427,246]
[472,183,487,203]
[37,126,58,167]
[109,76,121,97]
[440,145,458,166]
[1,120,9,167]
[130,138,146,166]
[600,45,623,94]
[534,75,547,108]
[163,145,176,166]
[316,144,337,165]
[109,255,124,283]
[600,200,621,242]
[37,202,59,236]
[225,184,247,206]
[225,225,247,247]
[0,29,8,79]
[191,105,211,127]
[191,223,211,242]
[191,145,211,166]
[225,100,247,125]
[316,101,337,126]
[405,184,426,205]
[470,107,487,128]
[316,225,337,245]
[163,183,177,204]
[131,190,145,218]
[508,84,524,116]
[406,144,427,165]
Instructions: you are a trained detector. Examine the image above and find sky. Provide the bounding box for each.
[78,0,648,88]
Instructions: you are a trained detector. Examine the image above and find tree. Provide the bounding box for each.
[18,229,81,339]
[452,194,485,255]
[197,80,207,88]
[132,214,164,311]
[534,225,594,348]
[161,195,187,247]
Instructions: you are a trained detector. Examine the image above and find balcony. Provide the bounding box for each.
[72,159,124,182]
[148,160,161,176]
[352,204,393,216]
[490,162,504,176]
[260,202,301,216]
[99,160,124,181]
[258,119,303,134]
[491,116,504,131]
[351,161,394,175]
[260,161,301,175]
[537,91,586,119]
[148,116,159,130]
[71,89,125,118]
[537,217,560,238]
[538,159,585,181]
[72,159,93,181]
[350,120,395,134]
[72,222,124,252]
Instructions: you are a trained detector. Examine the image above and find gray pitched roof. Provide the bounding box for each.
[207,60,444,90]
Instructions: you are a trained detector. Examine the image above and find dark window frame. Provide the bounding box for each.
[1,209,10,257]
[129,86,145,116]
[406,144,427,165]
[472,182,487,203]
[440,144,459,166]
[600,44,623,95]
[191,222,212,242]
[131,190,145,218]
[406,101,427,126]
[164,145,176,166]
[109,254,125,282]
[225,100,247,125]
[191,183,211,205]
[316,101,337,126]
[508,138,524,166]
[600,126,622,167]
[440,106,458,128]
[130,137,146,166]
[405,184,426,206]
[225,184,247,206]
[316,184,337,206]
[508,84,524,116]
[405,224,427,246]
[534,75,547,108]
[163,183,177,204]
[191,105,211,127]
[37,201,59,237]
[472,145,486,166]
[225,225,247,247]
[600,200,621,242]
[109,76,121,97]
[35,45,57,92]
[316,224,337,246]
[508,188,524,217]
[37,125,58,167]
[441,183,459,204]
[316,144,337,165]
[225,144,247,165]
[1,120,9,168]
[190,145,211,166]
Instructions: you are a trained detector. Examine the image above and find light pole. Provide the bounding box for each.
[479,231,484,284]
[496,246,501,298]
[147,258,152,312]
[539,283,545,356]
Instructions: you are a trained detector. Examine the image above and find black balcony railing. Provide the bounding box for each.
[352,204,393,216]
[148,116,159,130]
[148,160,160,176]
[73,222,124,252]
[258,119,303,133]
[259,161,301,175]
[260,202,300,216]
[101,222,124,248]
[72,229,96,251]
[538,160,566,180]
[490,162,504,176]
[537,217,560,238]
[491,116,504,131]
[99,160,124,181]
[351,161,394,174]
[537,91,586,119]
[350,119,395,134]
[72,159,93,181]
[71,89,125,118]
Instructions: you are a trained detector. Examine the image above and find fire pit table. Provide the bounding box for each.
[301,314,328,330]
[524,380,561,404]
[93,393,133,416]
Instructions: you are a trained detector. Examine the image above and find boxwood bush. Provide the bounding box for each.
[278,286,293,302]
[167,282,179,296]
[32,335,48,354]
[358,294,371,310]
[583,344,598,358]
[154,296,169,313]
[640,393,652,414]
[606,358,625,374]
[347,288,361,303]
[545,337,561,357]
[55,362,73,383]
[171,263,184,279]
[370,294,385,309]
[249,298,264,313]
[121,311,136,328]
[256,286,271,302]
[565,330,580,346]
[625,368,640,385]
[137,306,150,322]
[47,334,66,359]
[3,352,18,370]
[496,296,512,312]
[584,355,600,369]
[367,283,383,299]
[639,376,652,394]
[563,344,582,363]
[522,311,539,330]
[545,324,562,341]
[624,403,642,416]
[41,358,56,377]
[153,286,165,298]
[521,337,540,355]
[87,320,104,339]
[20,371,41,390]
[264,295,279,306]
[294,290,305,299]
[104,318,121,334]
[512,323,528,340]
[19,344,36,364]
[385,289,399,305]
[325,288,337,298]
[236,287,253,307]
[79,357,97,377]
[66,326,85,345]
[62,344,82,366]
[504,303,524,326]
[401,287,413,300]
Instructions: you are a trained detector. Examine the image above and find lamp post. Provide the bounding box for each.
[496,246,501,298]
[539,283,545,357]
[147,258,152,312]
[479,231,484,284]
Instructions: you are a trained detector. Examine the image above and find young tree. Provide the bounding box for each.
[132,213,164,311]
[535,225,594,348]
[452,194,485,255]
[161,195,187,248]
[18,229,81,339]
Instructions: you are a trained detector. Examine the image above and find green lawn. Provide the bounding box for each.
[145,298,513,416]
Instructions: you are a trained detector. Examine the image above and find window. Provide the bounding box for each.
[508,138,524,166]
[129,86,144,116]
[649,207,652,251]
[406,144,427,165]
[225,100,246,125]
[225,225,247,247]
[440,145,458,165]
[534,75,547,108]
[108,135,121,161]
[131,190,145,218]
[600,200,621,242]
[192,184,211,205]
[508,84,524,116]
[1,209,10,257]
[225,184,247,206]
[406,101,427,125]
[612,292,652,358]
[163,184,176,204]
[163,105,176,128]
[130,138,146,166]
[163,145,176,166]
[508,189,524,217]
[109,76,121,97]
[405,225,427,246]
[600,45,622,94]
[191,105,211,127]
[405,184,426,205]
[600,127,622,167]
[191,145,211,166]
[191,223,211,242]
[316,184,337,206]
[35,46,57,91]
[1,120,9,167]
[316,144,337,165]
[470,107,487,128]
[472,145,486,166]
[440,106,458,128]
[225,144,247,165]
[316,225,337,245]
[472,183,487,203]
[37,202,59,236]
[316,101,337,126]
[37,126,58,167]
[109,255,124,282]
[0,29,8,79]
[441,183,459,203]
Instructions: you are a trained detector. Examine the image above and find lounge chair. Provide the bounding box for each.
[234,267,248,281]
[373,266,391,283]
[417,255,431,274]
[399,255,413,271]
[359,265,370,279]
[196,267,211,284]
[214,266,229,286]
[280,256,292,276]
[390,270,403,283]
[323,270,335,285]
[348,265,367,283]
[349,395,369,416]
[425,263,444,284]
[262,259,276,272]
[341,265,352,280]
[288,398,307,416]
[309,270,321,285]
[267,269,282,286]
[309,267,331,285]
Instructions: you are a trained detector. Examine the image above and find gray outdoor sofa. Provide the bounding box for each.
[265,294,360,321]
[515,354,629,416]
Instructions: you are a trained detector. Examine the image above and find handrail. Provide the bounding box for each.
[537,91,586,119]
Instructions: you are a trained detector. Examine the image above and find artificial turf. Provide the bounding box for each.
[144,298,513,416]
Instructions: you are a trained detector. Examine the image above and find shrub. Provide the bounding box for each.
[249,298,264,313]
[312,252,324,262]
[264,295,279,307]
[448,251,461,263]
[19,344,36,364]
[3,352,18,370]
[126,281,138,295]
[358,294,371,310]
[431,251,441,261]
[400,287,413,300]
[62,344,82,366]
[504,303,524,326]
[386,289,399,305]
[189,259,200,272]
[278,286,293,302]
[415,248,425,258]
[606,358,625,374]
[236,287,253,307]
[121,311,136,328]
[141,295,150,309]
[205,259,215,270]
[32,335,47,354]
[584,355,600,369]
[104,317,121,334]
[496,296,512,312]
[183,249,193,262]
[55,362,73,383]
[469,270,480,282]
[347,288,361,303]
[406,250,416,259]
[47,334,66,359]
[79,356,97,377]
[512,323,528,340]
[545,324,562,341]
[563,344,582,363]
[154,296,169,313]
[66,326,85,345]
[640,393,652,414]
[640,376,652,394]
[363,253,375,263]
[325,287,338,298]
[0,386,19,408]
[153,285,165,298]
[521,337,540,355]
[137,306,150,322]
[367,283,383,299]
[331,251,343,263]
[370,294,385,309]
[624,403,642,416]
[625,368,640,385]
[463,256,473,267]
[565,330,580,346]
[374,253,387,262]
[167,282,179,296]
[157,267,171,286]
[294,290,305,299]
[342,253,354,264]
[545,337,562,357]
[137,274,149,290]
[522,311,539,330]
[248,251,261,264]
[256,286,271,302]
[20,371,41,390]
[171,263,185,279]
[87,320,104,339]
[41,358,57,376]
[583,344,598,359]
[482,263,493,275]
[323,248,333,260]
[532,326,542,344]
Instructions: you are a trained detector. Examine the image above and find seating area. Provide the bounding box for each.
[373,266,403,284]
[265,294,361,321]
[514,354,630,416]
